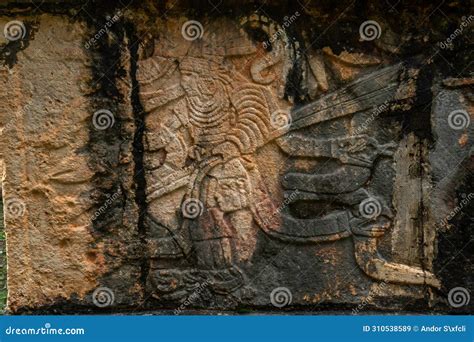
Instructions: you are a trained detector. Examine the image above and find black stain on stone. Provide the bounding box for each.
[82,3,147,306]
[399,57,434,142]
[80,1,150,308]
[125,21,150,295]
[84,5,126,235]
[434,161,474,313]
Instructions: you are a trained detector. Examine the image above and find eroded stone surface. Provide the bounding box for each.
[0,15,101,311]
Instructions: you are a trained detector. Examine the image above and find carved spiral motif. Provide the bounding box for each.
[92,287,115,308]
[92,109,115,130]
[270,287,292,308]
[358,197,382,219]
[3,20,26,41]
[359,20,382,41]
[447,110,470,130]
[181,20,204,41]
[271,109,292,131]
[181,198,204,219]
[5,197,26,219]
[448,287,470,308]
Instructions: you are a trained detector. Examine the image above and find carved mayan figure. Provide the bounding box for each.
[138,17,441,302]
[151,55,283,295]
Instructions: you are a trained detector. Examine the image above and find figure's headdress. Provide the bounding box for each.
[178,18,256,85]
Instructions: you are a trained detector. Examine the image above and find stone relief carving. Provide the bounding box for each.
[134,16,440,302]
[0,0,471,314]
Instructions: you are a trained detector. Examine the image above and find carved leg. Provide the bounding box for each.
[353,236,440,288]
[191,207,245,294]
[190,169,247,294]
[192,207,235,268]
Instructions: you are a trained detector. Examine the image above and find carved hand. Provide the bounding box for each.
[153,125,176,150]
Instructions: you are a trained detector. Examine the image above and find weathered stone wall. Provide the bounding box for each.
[0,0,472,314]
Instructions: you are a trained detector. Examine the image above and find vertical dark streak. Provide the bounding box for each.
[414,62,434,275]
[125,23,149,295]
